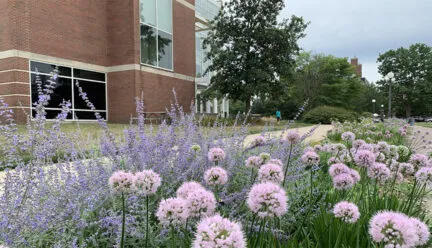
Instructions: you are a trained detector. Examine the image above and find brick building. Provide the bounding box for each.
[0,0,212,123]
[350,57,362,78]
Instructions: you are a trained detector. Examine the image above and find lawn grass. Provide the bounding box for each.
[416,122,432,128]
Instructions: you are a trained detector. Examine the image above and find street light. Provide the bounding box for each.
[372,99,376,115]
[386,72,395,118]
[380,104,384,121]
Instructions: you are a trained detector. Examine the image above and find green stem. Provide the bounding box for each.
[282,144,293,187]
[120,192,126,248]
[248,214,256,238]
[146,195,149,248]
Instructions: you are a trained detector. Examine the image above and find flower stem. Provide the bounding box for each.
[146,195,149,248]
[120,192,126,248]
[282,144,293,187]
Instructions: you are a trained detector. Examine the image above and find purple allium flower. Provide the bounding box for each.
[177,181,205,199]
[368,163,391,183]
[258,163,283,184]
[334,143,347,153]
[133,170,161,195]
[390,172,404,183]
[415,167,432,186]
[328,163,350,178]
[303,146,315,153]
[359,143,375,152]
[341,132,355,142]
[192,214,246,248]
[409,154,429,169]
[353,139,366,150]
[409,217,430,246]
[327,156,341,166]
[301,151,320,168]
[204,167,228,186]
[375,152,386,162]
[185,189,217,218]
[376,141,390,154]
[108,171,135,194]
[245,156,263,169]
[247,182,288,218]
[354,150,376,168]
[268,159,283,167]
[369,211,417,248]
[399,163,415,176]
[284,131,300,144]
[208,147,226,162]
[251,135,266,147]
[333,201,360,223]
[156,197,189,227]
[314,144,323,153]
[333,173,355,190]
[350,169,361,184]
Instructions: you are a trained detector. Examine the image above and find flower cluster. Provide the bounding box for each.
[245,156,264,169]
[341,131,355,142]
[208,148,226,162]
[204,167,229,186]
[247,182,288,218]
[333,201,360,223]
[156,197,189,226]
[301,151,320,169]
[258,163,283,184]
[283,131,300,144]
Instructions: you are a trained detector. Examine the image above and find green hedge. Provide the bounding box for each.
[303,106,358,124]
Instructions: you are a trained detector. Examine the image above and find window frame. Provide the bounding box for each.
[29,60,108,121]
[139,0,174,71]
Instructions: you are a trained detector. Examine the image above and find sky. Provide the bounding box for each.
[280,0,432,82]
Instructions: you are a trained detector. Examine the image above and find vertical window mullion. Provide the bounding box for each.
[71,69,75,120]
[155,1,159,67]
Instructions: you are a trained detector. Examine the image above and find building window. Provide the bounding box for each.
[140,0,173,70]
[30,61,107,120]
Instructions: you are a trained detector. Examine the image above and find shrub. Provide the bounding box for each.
[303,106,358,124]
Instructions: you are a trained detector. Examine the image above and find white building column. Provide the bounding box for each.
[206,100,211,113]
[221,98,226,117]
[226,99,229,117]
[200,101,204,113]
[213,98,218,114]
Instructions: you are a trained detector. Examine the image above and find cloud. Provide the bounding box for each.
[281,0,432,82]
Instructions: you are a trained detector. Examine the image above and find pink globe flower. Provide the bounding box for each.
[352,139,366,150]
[156,197,189,227]
[245,156,263,169]
[208,148,226,162]
[368,163,391,183]
[409,217,430,246]
[259,152,271,163]
[185,189,217,218]
[354,150,376,168]
[341,131,355,142]
[359,144,374,152]
[369,211,417,248]
[415,167,432,186]
[284,131,300,144]
[108,171,135,194]
[333,173,355,190]
[133,170,161,195]
[301,151,320,168]
[314,144,323,153]
[390,172,404,183]
[333,201,360,223]
[376,141,390,154]
[247,182,288,218]
[251,135,266,147]
[399,163,415,176]
[409,154,429,169]
[204,167,228,186]
[303,146,315,153]
[268,158,283,167]
[176,181,205,199]
[350,169,361,184]
[258,163,283,184]
[192,214,246,248]
[328,163,350,178]
[327,156,341,165]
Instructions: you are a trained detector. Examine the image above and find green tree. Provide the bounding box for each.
[292,52,367,111]
[203,0,308,112]
[377,43,432,117]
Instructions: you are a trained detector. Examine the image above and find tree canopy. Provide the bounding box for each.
[377,43,432,117]
[203,0,308,112]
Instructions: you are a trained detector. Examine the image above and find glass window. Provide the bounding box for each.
[74,69,105,81]
[140,0,173,70]
[31,74,72,109]
[74,111,107,120]
[141,24,158,66]
[158,31,173,70]
[157,0,172,33]
[30,61,107,120]
[140,0,156,26]
[30,61,71,76]
[74,80,106,110]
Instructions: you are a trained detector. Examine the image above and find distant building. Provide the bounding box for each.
[350,57,363,78]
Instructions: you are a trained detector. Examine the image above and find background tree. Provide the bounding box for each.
[377,43,432,117]
[203,0,308,112]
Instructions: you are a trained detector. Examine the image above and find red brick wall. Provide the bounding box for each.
[0,1,12,51]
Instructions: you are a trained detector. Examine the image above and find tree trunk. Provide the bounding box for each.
[405,103,412,118]
[245,97,252,114]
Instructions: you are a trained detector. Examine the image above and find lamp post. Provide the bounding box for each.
[387,72,395,118]
[372,99,376,115]
[380,104,384,122]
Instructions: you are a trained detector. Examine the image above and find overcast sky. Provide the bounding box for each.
[280,0,432,82]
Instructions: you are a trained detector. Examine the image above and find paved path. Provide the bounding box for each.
[244,125,332,147]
